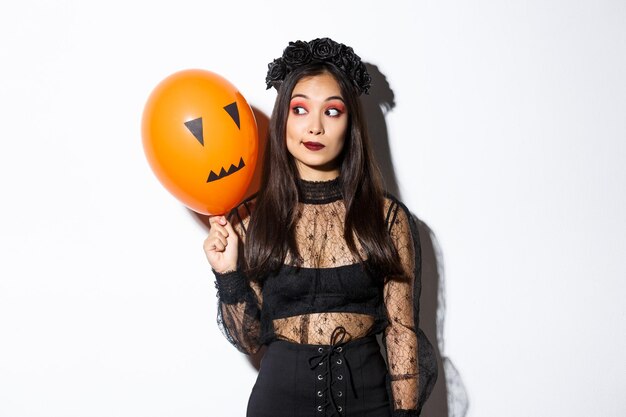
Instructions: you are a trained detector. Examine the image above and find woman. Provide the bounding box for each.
[204,38,437,417]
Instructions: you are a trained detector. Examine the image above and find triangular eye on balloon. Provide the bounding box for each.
[223,102,240,129]
[184,117,204,145]
[184,102,241,147]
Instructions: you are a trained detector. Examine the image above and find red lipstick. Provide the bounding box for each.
[303,141,325,151]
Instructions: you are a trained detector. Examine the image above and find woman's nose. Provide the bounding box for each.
[308,119,324,135]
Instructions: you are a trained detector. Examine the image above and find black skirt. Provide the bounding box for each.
[247,331,391,417]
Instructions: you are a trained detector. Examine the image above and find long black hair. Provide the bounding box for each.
[244,62,403,280]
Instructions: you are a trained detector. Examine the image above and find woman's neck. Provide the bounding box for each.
[295,162,340,182]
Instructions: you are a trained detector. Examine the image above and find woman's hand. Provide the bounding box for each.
[203,215,238,273]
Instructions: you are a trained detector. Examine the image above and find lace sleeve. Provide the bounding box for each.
[383,197,437,416]
[213,198,262,355]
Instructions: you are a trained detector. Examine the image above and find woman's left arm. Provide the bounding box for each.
[383,199,437,416]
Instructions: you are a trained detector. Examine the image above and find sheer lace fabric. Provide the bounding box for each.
[214,178,427,414]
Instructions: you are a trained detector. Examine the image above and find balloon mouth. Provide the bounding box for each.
[207,157,246,183]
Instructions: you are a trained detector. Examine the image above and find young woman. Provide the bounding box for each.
[204,38,437,417]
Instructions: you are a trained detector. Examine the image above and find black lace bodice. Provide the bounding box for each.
[213,178,437,416]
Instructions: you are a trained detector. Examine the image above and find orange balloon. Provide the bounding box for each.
[142,69,258,215]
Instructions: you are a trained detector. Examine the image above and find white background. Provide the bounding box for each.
[1,1,624,416]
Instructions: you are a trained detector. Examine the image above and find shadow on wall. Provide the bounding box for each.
[361,63,400,197]
[418,220,469,417]
[364,63,469,417]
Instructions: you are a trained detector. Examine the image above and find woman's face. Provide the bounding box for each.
[285,72,348,181]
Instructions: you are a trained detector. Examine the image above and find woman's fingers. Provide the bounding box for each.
[204,215,238,272]
[208,216,229,238]
[212,235,228,250]
[204,233,227,251]
[205,215,238,255]
[211,239,225,252]
[211,224,229,240]
[223,219,236,236]
[208,215,227,228]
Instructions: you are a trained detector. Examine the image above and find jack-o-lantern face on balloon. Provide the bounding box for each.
[142,69,258,215]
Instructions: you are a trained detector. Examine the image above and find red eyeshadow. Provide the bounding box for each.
[290,100,308,109]
[328,102,345,113]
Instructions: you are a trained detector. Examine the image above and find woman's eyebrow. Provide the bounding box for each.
[290,93,345,102]
[326,95,345,103]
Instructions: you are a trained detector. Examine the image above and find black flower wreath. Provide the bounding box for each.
[265,38,371,95]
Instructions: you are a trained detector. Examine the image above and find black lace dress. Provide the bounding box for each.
[214,177,437,417]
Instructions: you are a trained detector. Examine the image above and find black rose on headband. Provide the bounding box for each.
[265,58,287,89]
[265,37,371,95]
[352,63,372,95]
[310,38,339,60]
[282,41,312,69]
[331,44,356,74]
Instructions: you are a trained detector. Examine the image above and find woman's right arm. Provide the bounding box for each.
[204,204,262,355]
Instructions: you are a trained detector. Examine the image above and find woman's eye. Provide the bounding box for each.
[292,106,307,115]
[326,108,342,117]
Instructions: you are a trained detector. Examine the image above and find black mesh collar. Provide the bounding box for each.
[297,177,342,204]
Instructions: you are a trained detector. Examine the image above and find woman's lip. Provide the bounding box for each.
[302,141,325,150]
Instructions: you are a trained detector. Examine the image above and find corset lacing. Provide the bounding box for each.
[307,326,357,416]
